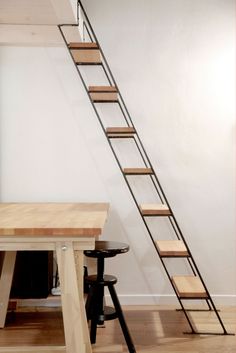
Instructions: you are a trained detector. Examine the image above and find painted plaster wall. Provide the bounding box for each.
[0,0,235,304]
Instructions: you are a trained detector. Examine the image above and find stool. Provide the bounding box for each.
[84,241,136,353]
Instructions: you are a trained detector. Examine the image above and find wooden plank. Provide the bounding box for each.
[0,239,94,251]
[106,127,135,134]
[68,42,99,49]
[172,276,208,298]
[89,86,118,102]
[74,251,92,353]
[56,242,91,353]
[123,168,153,175]
[140,204,171,216]
[89,93,118,102]
[155,240,189,257]
[0,242,56,251]
[0,203,109,237]
[0,252,16,328]
[0,347,65,353]
[88,86,117,92]
[70,49,101,64]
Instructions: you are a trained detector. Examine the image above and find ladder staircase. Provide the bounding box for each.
[58,0,232,335]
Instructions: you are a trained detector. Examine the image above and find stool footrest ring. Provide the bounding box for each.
[103,306,117,321]
[85,274,117,286]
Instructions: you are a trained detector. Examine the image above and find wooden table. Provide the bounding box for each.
[0,203,109,353]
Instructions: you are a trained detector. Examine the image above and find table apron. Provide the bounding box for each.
[0,239,95,251]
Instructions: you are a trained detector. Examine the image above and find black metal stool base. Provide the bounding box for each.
[84,241,136,353]
[86,279,136,352]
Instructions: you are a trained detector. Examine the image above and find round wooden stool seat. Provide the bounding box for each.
[84,240,129,258]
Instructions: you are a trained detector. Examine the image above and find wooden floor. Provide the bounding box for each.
[0,305,235,353]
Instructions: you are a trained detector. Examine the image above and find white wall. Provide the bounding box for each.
[0,0,235,305]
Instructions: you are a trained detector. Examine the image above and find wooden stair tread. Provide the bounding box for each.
[155,240,189,257]
[70,46,101,64]
[123,168,153,175]
[106,127,135,134]
[89,86,117,92]
[89,86,118,102]
[68,42,99,49]
[172,276,208,298]
[140,204,171,216]
[106,127,136,138]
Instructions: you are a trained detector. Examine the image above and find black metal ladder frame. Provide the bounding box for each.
[57,0,232,336]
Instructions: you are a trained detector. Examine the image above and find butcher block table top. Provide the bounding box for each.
[0,202,109,237]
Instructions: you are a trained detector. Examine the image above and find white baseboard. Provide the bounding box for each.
[112,294,236,306]
[17,294,236,307]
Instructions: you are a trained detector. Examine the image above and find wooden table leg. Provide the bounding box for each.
[75,251,92,353]
[56,242,92,353]
[0,252,16,328]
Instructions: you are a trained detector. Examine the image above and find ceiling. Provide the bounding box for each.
[0,0,77,25]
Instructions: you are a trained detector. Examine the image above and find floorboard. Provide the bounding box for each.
[0,306,235,353]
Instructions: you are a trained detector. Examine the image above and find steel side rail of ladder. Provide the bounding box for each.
[58,0,233,336]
